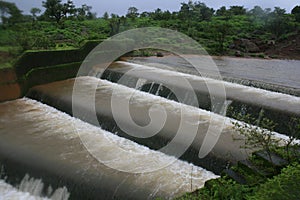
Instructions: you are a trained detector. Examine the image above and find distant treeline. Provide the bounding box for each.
[0,0,299,58]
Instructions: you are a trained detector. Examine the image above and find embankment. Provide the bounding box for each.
[0,40,101,102]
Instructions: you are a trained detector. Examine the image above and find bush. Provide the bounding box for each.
[248,164,300,200]
[32,36,56,49]
[232,110,280,164]
[177,178,252,200]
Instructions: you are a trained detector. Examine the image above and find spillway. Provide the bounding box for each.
[98,61,300,115]
[0,98,218,199]
[130,56,300,96]
[27,76,251,173]
[98,61,300,134]
[0,175,69,200]
[0,179,49,200]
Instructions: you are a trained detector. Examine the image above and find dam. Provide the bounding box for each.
[1,57,299,199]
[98,61,300,134]
[0,98,218,199]
[27,76,247,166]
[27,75,298,169]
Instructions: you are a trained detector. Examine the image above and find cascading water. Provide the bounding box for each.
[129,56,300,96]
[0,179,49,200]
[97,61,300,134]
[27,75,299,176]
[0,173,69,200]
[0,98,219,199]
[27,76,249,168]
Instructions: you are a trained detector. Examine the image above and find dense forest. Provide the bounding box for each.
[0,0,300,68]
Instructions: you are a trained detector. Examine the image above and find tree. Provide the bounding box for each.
[103,11,109,20]
[210,21,233,54]
[266,7,288,38]
[249,6,265,17]
[0,0,22,25]
[77,4,95,20]
[273,6,286,15]
[42,0,64,23]
[229,6,246,15]
[178,1,192,21]
[285,118,300,161]
[62,0,76,18]
[232,111,280,165]
[140,11,150,18]
[109,14,121,36]
[291,5,300,22]
[0,0,9,23]
[161,10,172,20]
[216,6,227,16]
[151,8,163,20]
[126,6,139,20]
[30,7,41,22]
[248,6,267,26]
[193,2,214,21]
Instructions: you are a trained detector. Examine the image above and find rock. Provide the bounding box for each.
[234,38,260,53]
[228,43,235,49]
[235,50,242,57]
[267,40,276,45]
[156,52,164,57]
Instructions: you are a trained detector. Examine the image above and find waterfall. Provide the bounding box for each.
[26,77,253,168]
[18,174,69,200]
[98,61,300,135]
[135,78,147,90]
[0,174,69,200]
[0,98,219,199]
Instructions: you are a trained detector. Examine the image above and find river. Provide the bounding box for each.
[129,56,300,96]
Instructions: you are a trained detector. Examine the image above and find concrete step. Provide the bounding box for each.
[238,159,273,177]
[254,150,288,167]
[222,169,247,184]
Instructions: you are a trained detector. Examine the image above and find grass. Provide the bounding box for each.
[0,62,13,69]
[176,142,299,200]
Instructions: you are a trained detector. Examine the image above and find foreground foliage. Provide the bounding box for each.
[177,162,300,200]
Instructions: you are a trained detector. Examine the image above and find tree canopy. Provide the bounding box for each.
[0,0,22,25]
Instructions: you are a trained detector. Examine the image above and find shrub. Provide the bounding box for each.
[232,110,280,165]
[248,164,300,200]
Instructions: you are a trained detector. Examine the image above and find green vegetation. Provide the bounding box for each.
[177,163,300,200]
[232,110,280,164]
[176,113,300,200]
[0,0,300,69]
[231,110,300,163]
[174,109,300,200]
[249,163,300,200]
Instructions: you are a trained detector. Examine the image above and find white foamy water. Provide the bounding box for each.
[130,56,300,91]
[82,76,300,145]
[28,76,299,166]
[0,179,47,200]
[0,98,219,199]
[103,61,300,116]
[0,174,69,200]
